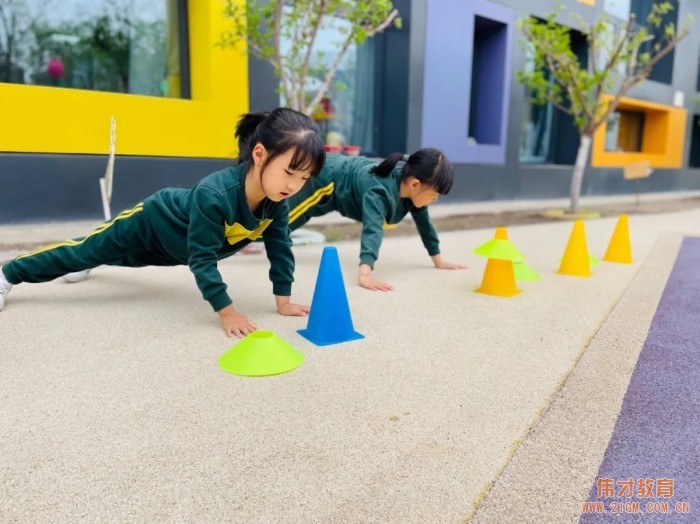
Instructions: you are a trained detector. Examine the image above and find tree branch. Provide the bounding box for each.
[588,26,598,77]
[305,31,354,114]
[272,0,293,109]
[632,28,690,82]
[300,0,325,111]
[365,8,399,36]
[604,15,635,75]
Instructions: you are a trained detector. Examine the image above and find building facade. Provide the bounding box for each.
[0,0,246,223]
[2,0,700,223]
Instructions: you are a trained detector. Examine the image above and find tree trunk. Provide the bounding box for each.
[569,134,592,214]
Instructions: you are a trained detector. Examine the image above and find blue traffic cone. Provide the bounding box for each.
[298,246,364,346]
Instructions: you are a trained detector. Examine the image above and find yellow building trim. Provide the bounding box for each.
[592,95,686,169]
[0,0,248,159]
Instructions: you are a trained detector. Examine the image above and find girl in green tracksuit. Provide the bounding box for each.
[288,149,466,291]
[0,108,326,337]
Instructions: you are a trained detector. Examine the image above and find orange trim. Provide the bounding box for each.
[592,96,686,168]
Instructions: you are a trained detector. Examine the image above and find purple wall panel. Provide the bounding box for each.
[421,0,514,165]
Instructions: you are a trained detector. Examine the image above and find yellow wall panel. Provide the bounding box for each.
[0,0,248,159]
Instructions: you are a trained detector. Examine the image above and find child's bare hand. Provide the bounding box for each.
[218,305,257,338]
[435,260,468,270]
[275,296,309,316]
[358,274,394,292]
[431,254,468,270]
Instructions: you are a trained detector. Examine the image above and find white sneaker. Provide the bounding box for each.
[0,266,12,311]
[63,269,91,283]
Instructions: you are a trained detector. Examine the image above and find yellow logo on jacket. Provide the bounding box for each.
[224,219,272,244]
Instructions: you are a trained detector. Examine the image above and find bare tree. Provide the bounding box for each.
[519,3,692,213]
[221,0,400,115]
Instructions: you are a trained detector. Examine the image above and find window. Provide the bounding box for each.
[279,10,373,151]
[689,116,700,168]
[593,96,686,168]
[0,0,187,98]
[520,86,554,163]
[630,0,678,85]
[605,110,645,152]
[469,16,508,146]
[520,24,588,165]
[421,0,514,165]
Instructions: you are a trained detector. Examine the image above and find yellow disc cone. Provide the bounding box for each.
[494,226,508,240]
[603,214,633,264]
[476,258,521,297]
[557,220,593,277]
[218,331,304,377]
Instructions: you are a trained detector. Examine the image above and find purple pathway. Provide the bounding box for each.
[581,237,700,523]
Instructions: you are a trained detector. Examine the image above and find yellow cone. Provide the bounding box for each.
[494,226,508,240]
[557,220,592,277]
[476,258,521,297]
[603,214,633,264]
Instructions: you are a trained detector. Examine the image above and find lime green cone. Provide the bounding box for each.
[473,238,526,263]
[218,331,304,377]
[514,262,541,282]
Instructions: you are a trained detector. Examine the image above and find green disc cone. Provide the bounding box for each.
[514,261,541,282]
[218,330,304,377]
[473,238,526,263]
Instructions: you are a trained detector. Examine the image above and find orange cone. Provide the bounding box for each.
[494,226,508,240]
[476,258,520,297]
[557,220,592,277]
[603,214,633,264]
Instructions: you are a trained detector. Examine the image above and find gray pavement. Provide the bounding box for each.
[0,197,698,523]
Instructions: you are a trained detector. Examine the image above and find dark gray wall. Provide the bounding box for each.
[408,0,700,204]
[0,154,231,224]
[373,0,412,156]
[248,56,278,113]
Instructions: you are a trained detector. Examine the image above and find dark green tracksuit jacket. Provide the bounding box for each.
[3,165,294,311]
[288,153,440,267]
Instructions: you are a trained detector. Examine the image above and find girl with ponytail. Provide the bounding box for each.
[286,148,466,291]
[0,108,326,337]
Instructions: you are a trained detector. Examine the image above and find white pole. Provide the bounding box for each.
[99,117,116,221]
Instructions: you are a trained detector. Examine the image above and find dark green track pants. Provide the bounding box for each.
[2,203,170,285]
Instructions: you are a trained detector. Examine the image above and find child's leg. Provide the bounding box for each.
[2,203,151,285]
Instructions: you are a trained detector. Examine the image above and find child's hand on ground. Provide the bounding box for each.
[431,254,468,270]
[218,305,257,337]
[275,296,310,316]
[358,265,394,291]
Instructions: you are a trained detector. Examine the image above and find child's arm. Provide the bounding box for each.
[410,206,467,270]
[263,203,309,316]
[188,186,256,337]
[358,188,394,291]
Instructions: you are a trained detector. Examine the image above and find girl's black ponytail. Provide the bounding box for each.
[233,107,325,177]
[369,152,405,177]
[372,148,454,195]
[235,112,269,164]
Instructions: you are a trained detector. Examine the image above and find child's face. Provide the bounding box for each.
[407,180,440,208]
[256,147,313,202]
